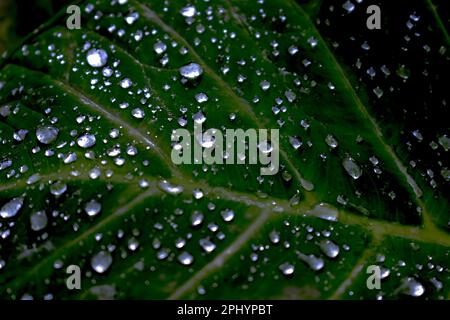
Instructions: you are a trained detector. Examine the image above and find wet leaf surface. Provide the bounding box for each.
[0,0,449,299]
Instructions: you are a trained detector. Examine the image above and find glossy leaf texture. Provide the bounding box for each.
[0,0,449,300]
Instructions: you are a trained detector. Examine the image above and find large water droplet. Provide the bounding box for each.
[30,211,48,231]
[279,262,295,276]
[178,251,194,266]
[85,199,101,217]
[398,277,425,297]
[342,157,362,179]
[199,238,216,253]
[325,134,338,149]
[191,211,204,227]
[0,197,24,219]
[154,41,167,55]
[319,240,340,258]
[77,133,96,148]
[159,180,184,195]
[192,111,206,124]
[180,5,196,18]
[221,208,234,222]
[86,49,108,68]
[180,62,203,80]
[297,251,324,271]
[50,181,67,196]
[91,251,113,273]
[120,78,132,89]
[36,126,59,144]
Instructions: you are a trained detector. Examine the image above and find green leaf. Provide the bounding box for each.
[0,0,449,300]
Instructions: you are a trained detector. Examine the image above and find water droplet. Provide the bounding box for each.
[125,12,139,25]
[195,92,208,103]
[308,203,338,221]
[259,80,271,91]
[157,248,169,260]
[120,78,132,89]
[258,140,273,154]
[307,37,318,48]
[85,199,101,217]
[342,1,355,13]
[77,133,96,148]
[342,157,362,179]
[199,238,216,253]
[180,5,196,18]
[30,211,48,231]
[325,134,338,148]
[221,208,234,222]
[159,180,184,195]
[0,197,24,218]
[154,41,167,55]
[297,251,324,271]
[398,277,425,297]
[193,189,204,199]
[319,240,340,258]
[128,237,139,251]
[178,251,194,266]
[91,251,113,273]
[86,49,108,68]
[50,181,67,196]
[180,62,203,80]
[279,262,295,276]
[191,211,204,227]
[36,126,59,144]
[192,111,206,124]
[269,230,280,244]
[195,131,215,148]
[132,108,145,119]
[289,136,302,150]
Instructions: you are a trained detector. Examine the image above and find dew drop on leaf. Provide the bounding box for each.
[77,133,96,148]
[86,49,108,68]
[279,262,295,276]
[180,62,203,80]
[0,197,24,219]
[91,251,113,273]
[85,200,102,217]
[30,211,48,231]
[342,157,362,180]
[36,126,59,144]
[319,240,340,258]
[178,251,194,266]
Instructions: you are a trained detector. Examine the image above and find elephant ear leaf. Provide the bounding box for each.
[0,0,449,300]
